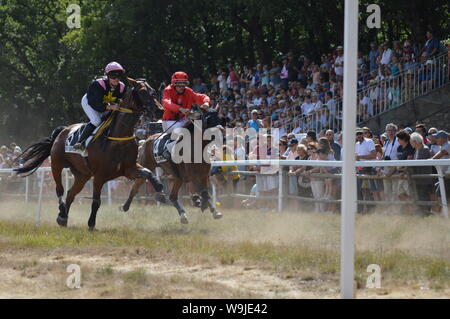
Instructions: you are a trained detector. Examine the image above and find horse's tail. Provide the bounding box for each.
[14,126,66,176]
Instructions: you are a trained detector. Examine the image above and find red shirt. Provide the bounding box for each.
[162,85,210,121]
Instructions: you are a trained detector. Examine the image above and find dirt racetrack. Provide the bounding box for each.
[0,200,449,299]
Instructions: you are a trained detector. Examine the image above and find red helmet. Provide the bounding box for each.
[171,71,189,86]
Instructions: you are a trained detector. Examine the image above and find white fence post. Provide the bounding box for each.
[436,166,449,219]
[36,170,45,227]
[107,181,112,206]
[25,175,29,203]
[278,169,283,212]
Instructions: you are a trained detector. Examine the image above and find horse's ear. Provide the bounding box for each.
[127,77,139,88]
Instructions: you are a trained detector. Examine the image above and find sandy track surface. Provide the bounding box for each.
[0,247,448,299]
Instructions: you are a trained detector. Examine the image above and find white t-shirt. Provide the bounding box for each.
[218,74,227,90]
[381,49,392,65]
[355,138,375,159]
[334,56,344,76]
[383,137,401,160]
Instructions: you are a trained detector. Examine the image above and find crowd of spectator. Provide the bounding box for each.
[0,143,22,169]
[211,123,449,216]
[136,31,448,141]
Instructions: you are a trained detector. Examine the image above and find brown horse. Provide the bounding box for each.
[14,78,166,230]
[120,108,223,224]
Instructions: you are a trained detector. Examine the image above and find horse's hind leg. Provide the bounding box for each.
[87,177,104,231]
[120,178,145,212]
[170,177,188,224]
[51,163,66,217]
[57,172,90,227]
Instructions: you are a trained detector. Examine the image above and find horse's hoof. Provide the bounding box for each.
[119,205,128,212]
[56,216,68,227]
[88,226,97,232]
[180,213,189,224]
[213,212,223,219]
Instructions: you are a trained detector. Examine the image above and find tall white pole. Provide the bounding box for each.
[341,0,359,299]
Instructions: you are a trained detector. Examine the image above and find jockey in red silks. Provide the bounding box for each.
[74,62,126,151]
[161,72,210,157]
[162,71,211,134]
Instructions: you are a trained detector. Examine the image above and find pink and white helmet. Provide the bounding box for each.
[104,61,125,74]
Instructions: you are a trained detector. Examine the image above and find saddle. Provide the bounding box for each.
[65,112,115,157]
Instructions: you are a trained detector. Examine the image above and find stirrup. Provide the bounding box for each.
[73,142,86,151]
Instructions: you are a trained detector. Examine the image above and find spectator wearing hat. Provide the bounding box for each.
[355,128,377,211]
[404,127,413,134]
[247,110,264,133]
[431,130,450,171]
[427,127,440,156]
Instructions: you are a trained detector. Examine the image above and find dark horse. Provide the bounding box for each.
[120,108,223,224]
[14,78,165,230]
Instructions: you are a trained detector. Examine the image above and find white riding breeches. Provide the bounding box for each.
[81,94,109,127]
[162,120,189,135]
[162,120,189,155]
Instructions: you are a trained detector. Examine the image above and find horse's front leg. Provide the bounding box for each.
[126,165,167,203]
[120,177,145,212]
[88,177,104,231]
[170,177,188,224]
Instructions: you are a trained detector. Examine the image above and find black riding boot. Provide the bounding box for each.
[74,123,96,151]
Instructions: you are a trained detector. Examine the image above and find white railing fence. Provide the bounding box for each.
[1,159,449,225]
[283,48,449,134]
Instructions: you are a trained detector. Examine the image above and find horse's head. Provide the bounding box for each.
[202,109,223,131]
[186,106,223,131]
[127,77,162,115]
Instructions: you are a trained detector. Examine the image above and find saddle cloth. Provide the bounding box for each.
[153,133,172,164]
[65,112,115,157]
[65,124,100,157]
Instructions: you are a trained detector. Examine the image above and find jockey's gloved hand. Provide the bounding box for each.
[200,103,210,110]
[179,107,190,115]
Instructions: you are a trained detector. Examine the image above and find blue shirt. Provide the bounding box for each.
[425,38,440,57]
[248,119,261,132]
